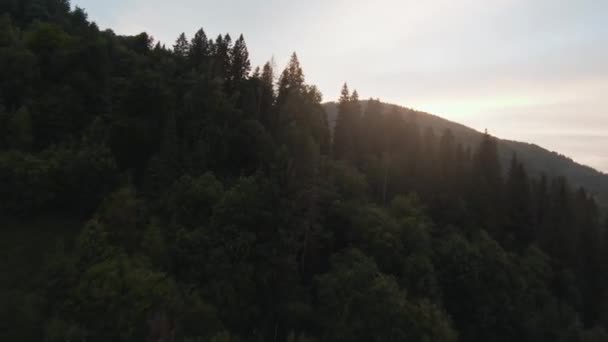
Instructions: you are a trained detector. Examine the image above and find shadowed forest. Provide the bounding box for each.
[1,1,608,341]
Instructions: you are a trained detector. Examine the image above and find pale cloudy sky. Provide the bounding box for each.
[73,0,608,172]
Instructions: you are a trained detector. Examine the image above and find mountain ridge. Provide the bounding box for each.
[323,101,608,205]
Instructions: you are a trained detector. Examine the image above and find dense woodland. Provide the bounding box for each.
[1,1,608,341]
[325,101,608,208]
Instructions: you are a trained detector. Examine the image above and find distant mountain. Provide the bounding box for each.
[323,101,608,206]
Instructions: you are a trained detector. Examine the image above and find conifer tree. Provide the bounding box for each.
[359,98,382,156]
[173,32,190,57]
[70,6,88,28]
[223,34,232,47]
[350,90,361,115]
[474,131,502,188]
[451,141,471,196]
[332,83,360,162]
[213,34,233,79]
[422,127,438,165]
[259,61,276,129]
[189,28,209,67]
[349,90,362,162]
[230,34,251,83]
[212,34,223,56]
[505,154,533,248]
[277,53,304,103]
[471,131,503,235]
[546,176,575,265]
[333,83,350,159]
[573,188,603,327]
[534,173,550,239]
[438,129,456,187]
[251,66,260,78]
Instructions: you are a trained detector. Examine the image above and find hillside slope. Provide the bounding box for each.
[3,1,608,339]
[324,101,608,203]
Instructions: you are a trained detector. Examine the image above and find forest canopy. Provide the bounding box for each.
[1,1,608,341]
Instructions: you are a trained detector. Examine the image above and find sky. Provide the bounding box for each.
[73,0,608,172]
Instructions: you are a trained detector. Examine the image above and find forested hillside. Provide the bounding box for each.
[1,1,608,341]
[325,101,608,206]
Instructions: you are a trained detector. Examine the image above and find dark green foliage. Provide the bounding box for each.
[0,143,118,215]
[165,173,224,228]
[277,53,305,105]
[7,106,34,150]
[1,2,608,341]
[325,100,608,209]
[173,32,189,57]
[189,28,209,67]
[469,131,504,236]
[230,34,251,84]
[332,84,361,163]
[505,155,534,248]
[258,61,276,129]
[316,249,457,342]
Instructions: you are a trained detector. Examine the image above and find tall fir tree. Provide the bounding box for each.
[212,34,233,80]
[573,188,603,327]
[277,52,304,103]
[259,61,276,130]
[471,131,503,235]
[438,129,456,188]
[189,28,209,67]
[333,83,360,163]
[173,32,190,57]
[546,176,575,265]
[533,173,549,234]
[505,154,533,248]
[359,98,382,157]
[230,34,251,84]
